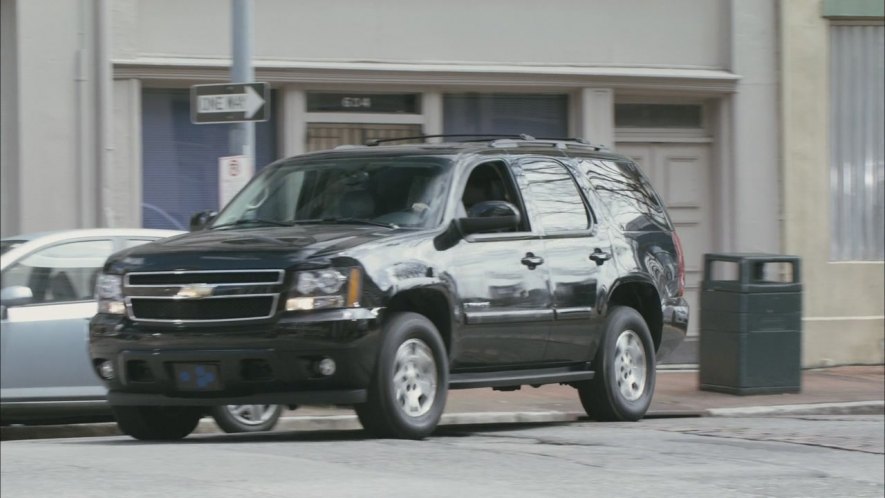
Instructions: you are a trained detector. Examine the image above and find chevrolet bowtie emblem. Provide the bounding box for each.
[176,284,215,299]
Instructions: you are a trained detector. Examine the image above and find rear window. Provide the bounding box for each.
[578,159,671,231]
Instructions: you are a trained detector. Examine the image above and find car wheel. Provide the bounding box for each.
[210,404,283,433]
[112,406,202,441]
[355,312,448,439]
[578,306,656,421]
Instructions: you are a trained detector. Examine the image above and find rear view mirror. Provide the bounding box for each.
[457,201,521,235]
[1,286,34,308]
[189,210,218,231]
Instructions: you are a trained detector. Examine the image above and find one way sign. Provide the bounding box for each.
[190,82,270,124]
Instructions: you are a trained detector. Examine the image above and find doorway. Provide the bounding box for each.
[615,142,714,342]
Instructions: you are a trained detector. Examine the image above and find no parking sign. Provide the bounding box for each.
[219,155,253,209]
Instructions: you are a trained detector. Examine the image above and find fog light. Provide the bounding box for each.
[286,297,314,311]
[99,300,126,315]
[98,360,115,380]
[315,358,336,376]
[286,296,345,311]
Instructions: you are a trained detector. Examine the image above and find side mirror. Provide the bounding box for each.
[1,286,34,308]
[189,210,218,231]
[457,201,521,235]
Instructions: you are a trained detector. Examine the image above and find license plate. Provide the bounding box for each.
[172,363,222,391]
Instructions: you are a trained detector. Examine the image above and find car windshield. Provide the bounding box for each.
[0,240,26,255]
[210,155,453,230]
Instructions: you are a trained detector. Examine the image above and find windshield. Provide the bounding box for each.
[0,240,26,255]
[211,156,453,230]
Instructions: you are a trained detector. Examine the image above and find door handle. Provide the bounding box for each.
[589,248,612,266]
[521,252,544,270]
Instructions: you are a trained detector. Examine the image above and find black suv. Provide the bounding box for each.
[89,135,688,440]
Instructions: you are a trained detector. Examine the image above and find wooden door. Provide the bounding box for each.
[615,143,713,339]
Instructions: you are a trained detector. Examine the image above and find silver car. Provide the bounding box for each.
[1,229,282,432]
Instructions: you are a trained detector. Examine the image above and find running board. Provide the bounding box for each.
[449,367,594,390]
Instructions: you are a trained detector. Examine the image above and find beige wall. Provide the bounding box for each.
[780,0,884,366]
[114,0,729,69]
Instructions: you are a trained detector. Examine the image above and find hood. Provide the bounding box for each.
[105,224,407,273]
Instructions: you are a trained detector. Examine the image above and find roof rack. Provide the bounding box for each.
[360,133,606,151]
[490,137,606,151]
[364,134,536,146]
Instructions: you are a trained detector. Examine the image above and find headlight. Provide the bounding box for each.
[287,267,362,311]
[96,274,125,314]
[296,269,348,295]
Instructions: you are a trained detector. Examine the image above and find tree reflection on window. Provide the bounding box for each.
[521,160,589,232]
[580,160,670,231]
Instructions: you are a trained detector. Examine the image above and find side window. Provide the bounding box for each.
[460,161,529,232]
[580,159,670,231]
[0,239,115,305]
[520,159,590,232]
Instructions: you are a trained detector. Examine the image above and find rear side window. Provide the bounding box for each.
[579,159,670,231]
[520,159,590,232]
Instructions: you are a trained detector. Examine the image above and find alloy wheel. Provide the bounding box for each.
[222,405,278,426]
[392,338,438,418]
[613,330,647,401]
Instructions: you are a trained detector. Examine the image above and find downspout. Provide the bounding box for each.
[76,0,89,228]
[96,0,113,227]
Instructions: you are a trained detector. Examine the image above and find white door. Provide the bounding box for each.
[615,143,713,338]
[0,238,116,402]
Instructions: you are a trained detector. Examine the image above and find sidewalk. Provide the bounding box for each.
[2,365,882,440]
[291,364,885,419]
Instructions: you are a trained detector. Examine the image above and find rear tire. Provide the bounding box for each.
[112,406,202,441]
[578,306,656,421]
[210,404,283,433]
[355,312,448,439]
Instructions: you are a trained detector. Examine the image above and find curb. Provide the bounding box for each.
[0,411,583,441]
[704,400,885,417]
[2,402,882,441]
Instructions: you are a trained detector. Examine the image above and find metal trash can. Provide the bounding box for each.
[699,253,802,395]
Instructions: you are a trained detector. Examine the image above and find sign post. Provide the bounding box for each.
[218,155,253,209]
[230,0,255,166]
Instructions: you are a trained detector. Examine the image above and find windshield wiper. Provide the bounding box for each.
[211,218,297,230]
[294,218,399,229]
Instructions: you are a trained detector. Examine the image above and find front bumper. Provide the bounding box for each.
[89,308,382,407]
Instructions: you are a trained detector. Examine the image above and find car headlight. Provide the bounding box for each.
[287,268,362,311]
[96,273,125,315]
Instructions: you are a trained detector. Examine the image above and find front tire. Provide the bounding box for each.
[355,312,448,439]
[210,404,283,433]
[578,306,656,421]
[112,406,202,441]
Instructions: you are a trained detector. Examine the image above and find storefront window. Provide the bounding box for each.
[614,103,703,128]
[141,89,278,230]
[443,93,568,138]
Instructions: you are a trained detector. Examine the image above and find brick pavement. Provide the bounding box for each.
[291,364,885,418]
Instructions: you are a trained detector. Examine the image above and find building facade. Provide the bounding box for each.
[1,0,881,366]
[780,0,884,366]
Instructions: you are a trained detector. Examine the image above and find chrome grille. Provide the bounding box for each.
[125,270,284,324]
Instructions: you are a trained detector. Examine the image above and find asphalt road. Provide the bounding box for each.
[1,415,882,498]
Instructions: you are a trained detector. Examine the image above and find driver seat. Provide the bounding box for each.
[338,190,376,219]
